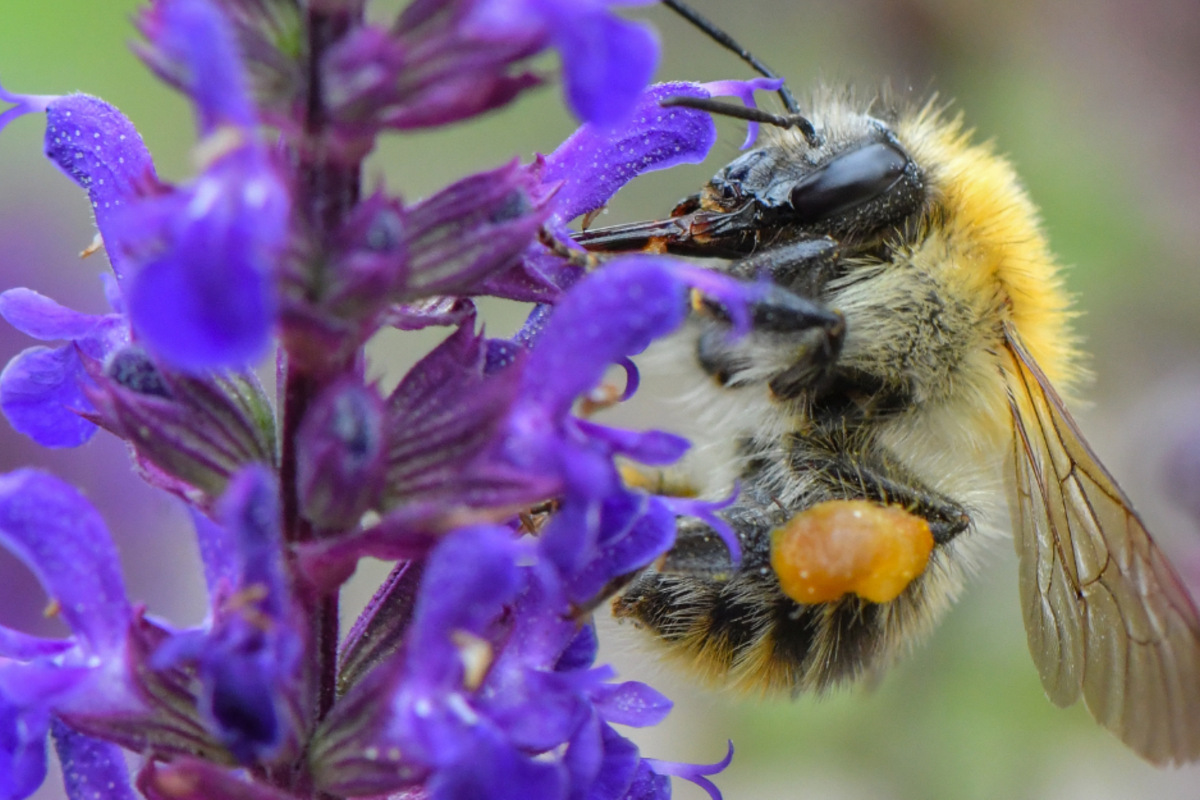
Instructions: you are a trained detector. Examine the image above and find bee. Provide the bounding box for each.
[576,0,1200,766]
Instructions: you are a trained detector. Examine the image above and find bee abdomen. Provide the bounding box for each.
[613,570,891,695]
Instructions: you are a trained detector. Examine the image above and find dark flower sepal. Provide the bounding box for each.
[79,347,277,502]
[403,159,555,301]
[321,191,409,316]
[384,320,529,507]
[136,758,298,800]
[385,296,477,332]
[335,560,426,697]
[322,22,541,138]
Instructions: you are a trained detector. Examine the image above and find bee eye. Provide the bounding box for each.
[789,142,909,221]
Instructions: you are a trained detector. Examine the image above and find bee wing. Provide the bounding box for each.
[1003,321,1200,765]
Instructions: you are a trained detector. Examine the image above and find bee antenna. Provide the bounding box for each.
[661,0,801,115]
[660,96,821,146]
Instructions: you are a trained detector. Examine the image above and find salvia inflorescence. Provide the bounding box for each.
[0,2,786,799]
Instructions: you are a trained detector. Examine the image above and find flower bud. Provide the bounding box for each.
[297,379,387,530]
[327,192,409,316]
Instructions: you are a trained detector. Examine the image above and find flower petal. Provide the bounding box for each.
[572,421,690,466]
[203,467,300,763]
[0,295,126,448]
[544,82,716,223]
[424,726,565,800]
[624,759,670,800]
[136,0,256,132]
[0,470,131,650]
[1,345,99,448]
[41,94,158,269]
[0,289,105,341]
[701,77,785,149]
[0,629,72,661]
[188,506,237,601]
[643,741,734,800]
[518,256,692,416]
[122,158,281,371]
[408,526,525,671]
[591,682,671,728]
[582,722,642,800]
[51,719,136,800]
[553,10,659,125]
[555,623,599,673]
[0,692,48,800]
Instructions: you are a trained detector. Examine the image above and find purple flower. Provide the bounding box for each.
[298,257,755,586]
[0,0,286,374]
[0,2,772,798]
[0,470,141,799]
[467,0,660,125]
[0,465,315,792]
[323,0,659,136]
[0,87,159,278]
[152,466,304,764]
[309,524,684,799]
[116,0,288,371]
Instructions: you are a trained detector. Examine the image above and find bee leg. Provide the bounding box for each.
[727,236,840,299]
[695,283,845,391]
[793,436,973,545]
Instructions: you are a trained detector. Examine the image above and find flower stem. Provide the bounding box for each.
[279,6,364,792]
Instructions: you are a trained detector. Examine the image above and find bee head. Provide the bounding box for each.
[577,109,928,259]
[698,114,927,254]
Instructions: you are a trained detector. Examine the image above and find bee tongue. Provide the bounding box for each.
[573,203,762,258]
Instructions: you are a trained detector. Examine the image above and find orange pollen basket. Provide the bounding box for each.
[770,499,934,604]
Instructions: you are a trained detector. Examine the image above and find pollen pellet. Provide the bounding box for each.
[770,499,934,604]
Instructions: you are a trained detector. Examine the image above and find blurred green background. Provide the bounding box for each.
[2,1,1200,799]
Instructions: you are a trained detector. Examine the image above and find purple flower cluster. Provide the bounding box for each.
[0,2,777,798]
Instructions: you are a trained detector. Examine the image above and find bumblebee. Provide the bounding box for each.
[576,0,1200,766]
